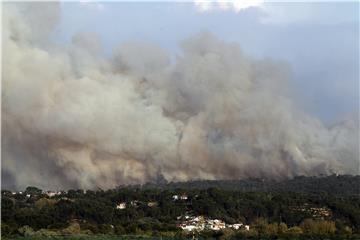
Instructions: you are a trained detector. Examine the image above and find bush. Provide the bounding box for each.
[285,226,303,236]
[300,219,336,235]
[98,224,114,234]
[61,222,81,235]
[18,225,35,237]
[1,223,12,236]
[114,224,125,235]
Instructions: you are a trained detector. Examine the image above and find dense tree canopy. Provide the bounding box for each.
[1,175,360,239]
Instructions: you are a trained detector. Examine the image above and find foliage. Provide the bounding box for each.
[1,175,360,239]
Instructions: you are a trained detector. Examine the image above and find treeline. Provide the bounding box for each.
[1,175,360,239]
[139,174,360,195]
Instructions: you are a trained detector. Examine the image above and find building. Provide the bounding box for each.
[116,202,126,209]
[180,194,188,200]
[228,223,243,230]
[206,219,226,231]
[147,201,158,207]
[178,215,205,231]
[173,194,188,201]
[45,191,61,197]
[178,215,250,232]
[179,224,197,231]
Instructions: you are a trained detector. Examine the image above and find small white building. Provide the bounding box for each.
[180,194,188,200]
[206,219,226,231]
[228,223,243,230]
[179,222,204,232]
[147,201,158,207]
[116,202,126,209]
[178,215,205,232]
[227,223,250,231]
[130,200,139,206]
[46,191,61,197]
[173,194,188,201]
[47,192,56,197]
[181,224,197,231]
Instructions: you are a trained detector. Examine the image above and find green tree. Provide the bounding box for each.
[25,186,42,195]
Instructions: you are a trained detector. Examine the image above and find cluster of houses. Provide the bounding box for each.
[290,204,332,219]
[306,206,332,219]
[115,194,249,232]
[9,190,248,233]
[116,194,189,210]
[116,200,158,210]
[9,190,63,198]
[177,215,249,232]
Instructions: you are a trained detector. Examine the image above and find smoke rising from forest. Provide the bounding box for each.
[2,3,359,190]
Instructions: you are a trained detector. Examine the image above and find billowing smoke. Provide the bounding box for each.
[2,3,359,190]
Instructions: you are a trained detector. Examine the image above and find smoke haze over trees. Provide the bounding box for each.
[2,2,359,190]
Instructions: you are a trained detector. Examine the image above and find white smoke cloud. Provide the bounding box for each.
[194,0,264,13]
[79,1,105,11]
[2,2,358,190]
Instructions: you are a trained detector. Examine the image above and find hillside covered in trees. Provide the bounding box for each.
[140,174,360,195]
[2,175,360,239]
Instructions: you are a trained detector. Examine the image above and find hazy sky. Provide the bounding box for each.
[54,1,359,124]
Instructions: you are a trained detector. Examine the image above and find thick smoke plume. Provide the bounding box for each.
[2,3,359,190]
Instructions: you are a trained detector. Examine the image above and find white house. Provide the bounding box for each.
[178,215,205,231]
[180,224,197,231]
[180,194,188,200]
[173,194,188,201]
[147,201,158,207]
[47,192,56,197]
[116,202,126,209]
[46,191,61,197]
[227,223,250,231]
[206,219,226,231]
[228,223,243,230]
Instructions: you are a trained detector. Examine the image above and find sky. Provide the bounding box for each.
[53,1,359,125]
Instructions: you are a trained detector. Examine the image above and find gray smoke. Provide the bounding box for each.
[2,3,359,190]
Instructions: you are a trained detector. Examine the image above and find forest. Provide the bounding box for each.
[2,175,360,239]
